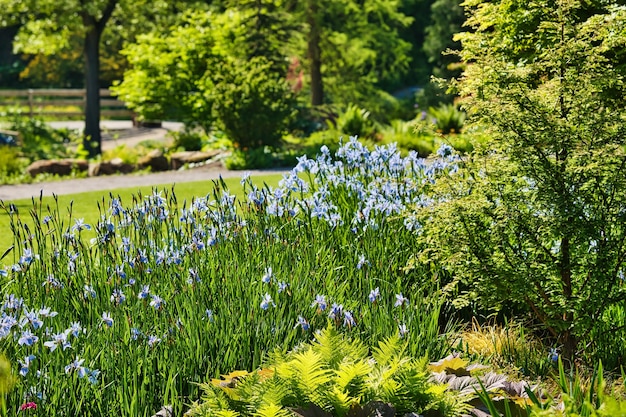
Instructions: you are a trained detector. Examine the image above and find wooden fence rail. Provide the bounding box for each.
[0,89,133,118]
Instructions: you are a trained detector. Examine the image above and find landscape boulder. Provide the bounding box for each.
[138,149,170,172]
[170,150,221,170]
[88,158,135,177]
[26,159,88,178]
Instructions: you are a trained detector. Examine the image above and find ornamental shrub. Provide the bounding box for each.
[112,11,218,131]
[212,56,296,150]
[418,0,626,363]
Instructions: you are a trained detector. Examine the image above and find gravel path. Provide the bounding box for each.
[0,165,290,202]
[0,120,290,202]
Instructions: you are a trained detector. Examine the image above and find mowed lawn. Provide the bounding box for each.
[0,173,283,254]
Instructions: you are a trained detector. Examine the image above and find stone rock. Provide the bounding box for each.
[138,149,170,172]
[170,150,221,170]
[88,158,135,176]
[26,159,88,178]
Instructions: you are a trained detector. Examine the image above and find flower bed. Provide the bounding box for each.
[0,138,459,416]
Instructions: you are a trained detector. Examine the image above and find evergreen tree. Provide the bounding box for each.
[286,0,413,107]
[226,0,296,75]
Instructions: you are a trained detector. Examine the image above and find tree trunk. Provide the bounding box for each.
[306,0,323,106]
[83,20,102,158]
[81,0,119,158]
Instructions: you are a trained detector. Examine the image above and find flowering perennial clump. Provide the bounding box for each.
[0,138,458,416]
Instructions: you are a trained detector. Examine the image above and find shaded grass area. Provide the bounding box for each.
[0,173,283,252]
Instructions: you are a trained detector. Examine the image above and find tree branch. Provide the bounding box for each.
[97,0,119,33]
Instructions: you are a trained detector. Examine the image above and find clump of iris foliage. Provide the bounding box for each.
[0,138,459,417]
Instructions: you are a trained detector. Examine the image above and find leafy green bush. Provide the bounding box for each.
[301,130,344,156]
[381,120,435,157]
[360,90,417,125]
[170,129,205,152]
[116,11,296,150]
[224,147,279,170]
[101,144,141,165]
[428,104,465,135]
[212,56,296,150]
[188,326,461,417]
[418,0,626,364]
[330,103,377,140]
[7,115,76,160]
[0,145,26,176]
[112,11,218,131]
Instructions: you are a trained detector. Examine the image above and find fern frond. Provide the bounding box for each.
[254,403,291,417]
[277,349,332,407]
[189,384,238,417]
[197,382,234,410]
[367,365,402,401]
[393,365,433,412]
[312,326,347,368]
[343,338,368,364]
[215,411,241,417]
[252,377,292,411]
[225,372,261,406]
[326,386,359,417]
[290,350,331,387]
[372,334,406,367]
[334,359,372,397]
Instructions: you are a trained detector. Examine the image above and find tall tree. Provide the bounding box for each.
[0,26,25,87]
[226,0,296,75]
[0,0,211,157]
[423,0,464,80]
[286,0,413,107]
[1,0,120,157]
[421,0,464,105]
[395,0,436,90]
[305,0,324,106]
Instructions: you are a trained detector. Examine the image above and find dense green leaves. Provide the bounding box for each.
[212,56,296,149]
[114,0,414,135]
[298,0,413,106]
[113,11,219,129]
[420,0,626,362]
[189,327,459,417]
[114,11,295,149]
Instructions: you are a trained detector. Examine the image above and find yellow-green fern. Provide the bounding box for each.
[253,403,291,417]
[333,359,372,397]
[188,324,461,417]
[371,333,406,367]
